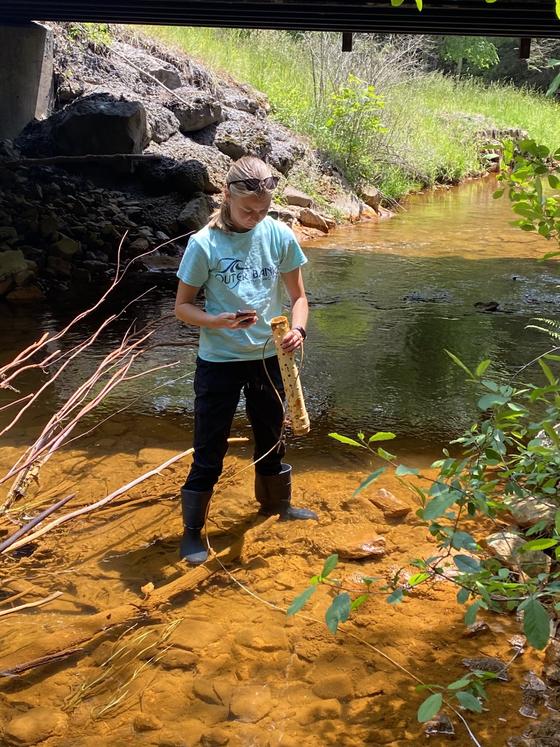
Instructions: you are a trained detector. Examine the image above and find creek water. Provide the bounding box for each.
[0,177,556,746]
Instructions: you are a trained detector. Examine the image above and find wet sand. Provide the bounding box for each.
[0,415,544,746]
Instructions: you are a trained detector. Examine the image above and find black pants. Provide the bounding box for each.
[183,356,286,492]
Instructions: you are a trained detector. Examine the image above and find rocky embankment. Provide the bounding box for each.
[0,24,384,304]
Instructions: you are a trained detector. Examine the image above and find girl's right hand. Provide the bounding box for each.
[210,312,258,329]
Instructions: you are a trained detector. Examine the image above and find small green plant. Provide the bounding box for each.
[494,138,560,251]
[323,74,386,182]
[67,23,112,48]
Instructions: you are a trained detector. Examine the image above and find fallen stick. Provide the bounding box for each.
[0,591,63,618]
[2,438,248,554]
[0,494,75,553]
[0,516,276,676]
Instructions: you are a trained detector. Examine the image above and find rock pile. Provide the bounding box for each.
[0,24,377,302]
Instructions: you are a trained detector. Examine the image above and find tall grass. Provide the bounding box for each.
[140,26,559,200]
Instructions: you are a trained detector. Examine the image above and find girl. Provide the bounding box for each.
[175,156,317,565]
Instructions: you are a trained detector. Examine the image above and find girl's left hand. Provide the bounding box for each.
[281,328,304,353]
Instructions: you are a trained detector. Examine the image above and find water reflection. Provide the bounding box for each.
[1,178,558,456]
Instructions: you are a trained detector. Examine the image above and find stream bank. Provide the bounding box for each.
[0,23,527,304]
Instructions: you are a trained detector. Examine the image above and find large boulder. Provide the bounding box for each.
[52,94,149,155]
[298,208,330,233]
[360,184,381,211]
[220,85,269,117]
[177,194,213,232]
[168,87,224,133]
[144,101,181,144]
[141,134,232,196]
[214,110,271,161]
[283,186,313,208]
[114,41,183,89]
[484,530,551,576]
[267,122,306,175]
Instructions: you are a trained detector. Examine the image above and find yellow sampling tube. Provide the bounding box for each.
[270,316,310,436]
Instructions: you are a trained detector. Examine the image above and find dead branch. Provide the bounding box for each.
[1,440,247,554]
[0,516,276,676]
[0,494,75,553]
[0,591,63,618]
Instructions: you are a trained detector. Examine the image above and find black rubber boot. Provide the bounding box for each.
[255,463,318,521]
[180,488,212,564]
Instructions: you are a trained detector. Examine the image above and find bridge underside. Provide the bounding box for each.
[0,1,559,38]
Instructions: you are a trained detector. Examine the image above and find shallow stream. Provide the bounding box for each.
[0,177,556,746]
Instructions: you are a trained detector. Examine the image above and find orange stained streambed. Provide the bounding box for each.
[0,414,547,747]
[0,177,557,746]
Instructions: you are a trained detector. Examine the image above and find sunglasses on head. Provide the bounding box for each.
[227,176,280,192]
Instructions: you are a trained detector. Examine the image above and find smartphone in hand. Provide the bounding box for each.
[235,309,257,326]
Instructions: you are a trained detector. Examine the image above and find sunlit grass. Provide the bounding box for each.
[139,26,559,200]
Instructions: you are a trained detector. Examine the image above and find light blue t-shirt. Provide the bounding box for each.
[176,216,307,362]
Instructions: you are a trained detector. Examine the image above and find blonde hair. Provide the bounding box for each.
[208,156,275,233]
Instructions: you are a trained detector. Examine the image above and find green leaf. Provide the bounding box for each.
[478,393,509,411]
[328,433,364,448]
[396,464,420,476]
[351,594,369,611]
[538,358,557,385]
[325,592,351,634]
[368,431,396,442]
[415,0,423,10]
[555,510,560,536]
[445,350,474,379]
[456,690,483,713]
[287,586,316,616]
[377,447,396,461]
[321,554,339,579]
[417,693,442,723]
[457,587,470,604]
[475,359,491,377]
[422,492,457,520]
[451,531,478,551]
[520,538,558,552]
[464,600,483,627]
[387,588,404,604]
[447,677,472,691]
[353,467,385,496]
[523,598,551,649]
[408,572,430,587]
[492,189,504,200]
[454,555,482,573]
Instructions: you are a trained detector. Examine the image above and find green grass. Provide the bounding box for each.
[139,26,559,200]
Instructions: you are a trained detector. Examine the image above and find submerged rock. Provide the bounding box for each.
[4,707,68,746]
[462,655,509,681]
[333,528,386,560]
[369,488,411,519]
[311,673,354,701]
[520,671,547,719]
[424,713,455,738]
[507,715,560,746]
[133,713,163,732]
[229,684,272,723]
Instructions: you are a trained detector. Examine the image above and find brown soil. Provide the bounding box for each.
[0,417,546,746]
